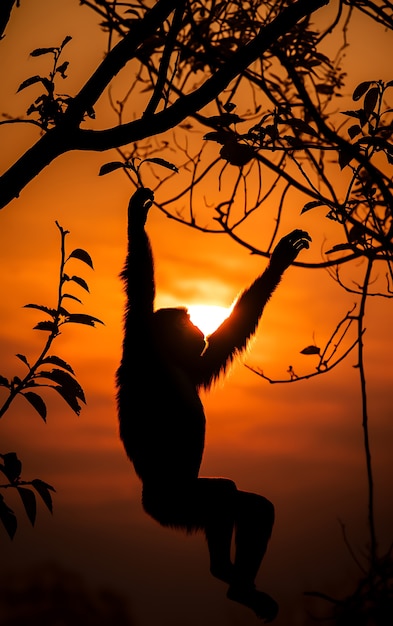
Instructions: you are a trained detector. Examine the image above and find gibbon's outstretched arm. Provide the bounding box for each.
[120,187,155,338]
[198,230,311,389]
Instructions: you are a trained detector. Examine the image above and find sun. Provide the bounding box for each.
[187,304,232,337]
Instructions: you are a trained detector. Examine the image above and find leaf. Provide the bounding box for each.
[60,35,72,49]
[220,142,255,166]
[352,81,373,101]
[301,200,325,214]
[142,157,179,173]
[22,392,47,421]
[17,487,37,526]
[207,113,244,126]
[348,124,361,139]
[98,161,125,176]
[341,109,361,120]
[62,293,82,304]
[65,313,104,327]
[315,84,334,95]
[284,118,319,138]
[363,87,379,119]
[69,275,89,292]
[41,355,75,374]
[17,75,45,93]
[24,303,57,317]
[203,130,235,144]
[56,61,69,79]
[36,369,85,403]
[15,353,30,368]
[31,479,55,513]
[30,46,56,57]
[33,320,58,332]
[0,453,22,483]
[68,248,94,269]
[0,495,17,539]
[0,375,10,388]
[300,345,321,356]
[52,385,82,415]
[338,148,353,170]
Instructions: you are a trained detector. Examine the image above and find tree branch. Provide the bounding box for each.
[0,0,328,210]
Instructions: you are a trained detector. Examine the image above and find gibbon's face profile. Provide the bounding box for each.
[153,307,206,363]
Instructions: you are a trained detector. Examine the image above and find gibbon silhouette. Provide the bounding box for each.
[117,188,311,622]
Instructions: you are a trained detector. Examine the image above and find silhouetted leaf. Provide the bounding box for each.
[341,109,363,120]
[15,353,30,368]
[220,142,255,166]
[24,303,57,317]
[207,113,244,126]
[41,355,75,374]
[315,84,334,95]
[68,275,89,292]
[142,157,179,173]
[301,200,325,214]
[36,369,85,402]
[22,392,47,421]
[0,495,17,539]
[60,35,72,49]
[62,293,82,304]
[353,81,373,101]
[300,345,321,355]
[363,87,379,119]
[65,313,104,327]
[30,46,56,57]
[31,479,55,513]
[338,148,353,169]
[33,320,58,332]
[0,375,10,388]
[98,161,125,176]
[204,129,235,144]
[348,124,361,139]
[285,118,319,137]
[56,61,69,78]
[16,75,47,93]
[52,385,82,415]
[68,248,94,269]
[17,487,36,526]
[0,453,22,483]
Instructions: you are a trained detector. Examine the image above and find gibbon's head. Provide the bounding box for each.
[153,307,206,362]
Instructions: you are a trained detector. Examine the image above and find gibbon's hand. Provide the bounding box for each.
[270,229,311,273]
[128,187,155,227]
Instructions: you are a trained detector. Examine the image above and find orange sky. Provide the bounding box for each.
[1,3,393,625]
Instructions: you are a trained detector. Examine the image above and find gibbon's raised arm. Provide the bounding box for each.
[120,188,155,337]
[199,230,311,389]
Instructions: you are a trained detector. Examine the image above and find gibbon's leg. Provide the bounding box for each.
[196,478,238,583]
[228,491,278,622]
[196,479,277,616]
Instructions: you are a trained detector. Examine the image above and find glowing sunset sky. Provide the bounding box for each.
[1,3,393,625]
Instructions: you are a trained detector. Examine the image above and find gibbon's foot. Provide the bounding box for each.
[227,585,279,622]
[210,562,235,584]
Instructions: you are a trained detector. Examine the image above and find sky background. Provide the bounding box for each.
[1,2,393,625]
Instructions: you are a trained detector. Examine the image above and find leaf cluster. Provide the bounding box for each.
[0,223,103,421]
[15,35,93,130]
[99,155,178,186]
[0,452,55,539]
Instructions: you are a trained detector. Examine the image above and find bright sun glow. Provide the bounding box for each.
[187,304,232,337]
